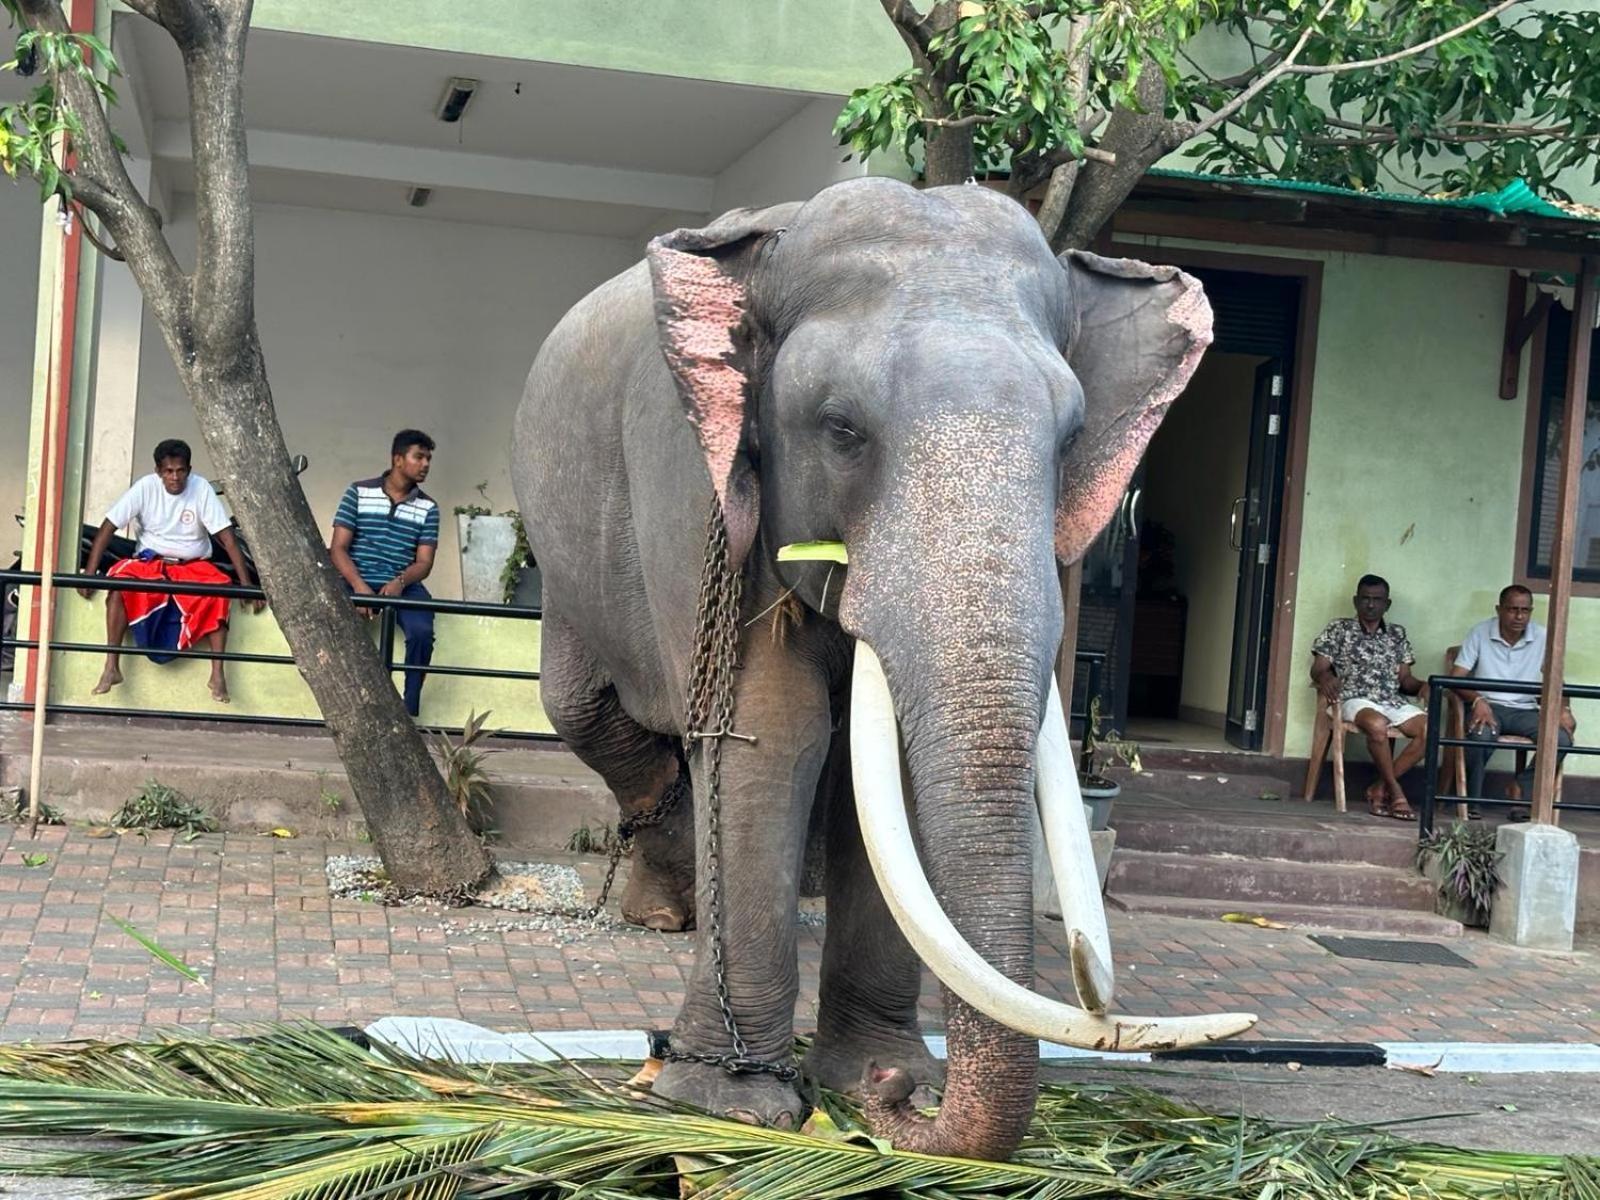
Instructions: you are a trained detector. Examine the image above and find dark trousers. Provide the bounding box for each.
[1465,702,1572,800]
[347,581,435,717]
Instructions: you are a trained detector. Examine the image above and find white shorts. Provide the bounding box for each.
[1341,698,1425,727]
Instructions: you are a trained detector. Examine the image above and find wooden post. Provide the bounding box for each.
[1055,560,1083,747]
[1532,258,1596,824]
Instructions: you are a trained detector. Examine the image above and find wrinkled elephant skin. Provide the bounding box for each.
[512,178,1245,1160]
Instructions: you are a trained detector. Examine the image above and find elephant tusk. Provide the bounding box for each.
[850,640,1256,1053]
[1035,677,1114,1014]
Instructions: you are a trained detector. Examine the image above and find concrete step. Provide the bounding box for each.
[1107,848,1438,911]
[1109,893,1464,938]
[1111,814,1418,869]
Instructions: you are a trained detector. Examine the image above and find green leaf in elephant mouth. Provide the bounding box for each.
[777,540,849,564]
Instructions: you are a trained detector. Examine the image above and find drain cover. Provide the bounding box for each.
[1311,935,1475,969]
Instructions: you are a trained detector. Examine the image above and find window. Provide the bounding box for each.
[1525,304,1600,583]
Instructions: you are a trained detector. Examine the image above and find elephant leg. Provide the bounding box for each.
[803,706,942,1094]
[539,611,695,931]
[653,625,831,1129]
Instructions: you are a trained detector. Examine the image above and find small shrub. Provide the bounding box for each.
[432,710,497,834]
[566,821,620,856]
[1418,821,1502,925]
[0,788,62,826]
[113,781,217,837]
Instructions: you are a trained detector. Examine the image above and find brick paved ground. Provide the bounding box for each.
[1,824,1597,1045]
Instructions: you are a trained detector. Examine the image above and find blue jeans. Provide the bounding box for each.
[347,581,434,717]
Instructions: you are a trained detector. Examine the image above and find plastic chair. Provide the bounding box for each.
[1301,693,1406,813]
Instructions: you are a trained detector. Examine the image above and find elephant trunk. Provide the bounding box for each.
[852,637,1049,1160]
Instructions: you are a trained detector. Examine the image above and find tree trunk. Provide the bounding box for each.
[923,122,976,186]
[1050,68,1179,252]
[178,331,492,895]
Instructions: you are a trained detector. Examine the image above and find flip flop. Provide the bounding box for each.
[1388,801,1418,821]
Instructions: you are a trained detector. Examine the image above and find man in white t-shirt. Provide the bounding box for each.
[81,439,259,703]
[1450,583,1576,816]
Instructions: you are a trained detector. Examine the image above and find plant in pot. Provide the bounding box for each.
[1079,695,1140,831]
[1417,820,1502,928]
[455,483,538,605]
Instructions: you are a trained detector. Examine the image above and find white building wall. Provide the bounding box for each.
[130,200,639,597]
[0,194,42,563]
[710,96,866,214]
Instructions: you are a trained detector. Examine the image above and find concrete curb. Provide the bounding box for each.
[363,1018,1600,1074]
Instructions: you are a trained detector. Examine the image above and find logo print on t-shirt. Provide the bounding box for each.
[180,509,196,525]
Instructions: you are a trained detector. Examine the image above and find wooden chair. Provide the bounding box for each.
[1301,695,1405,813]
[1442,645,1562,822]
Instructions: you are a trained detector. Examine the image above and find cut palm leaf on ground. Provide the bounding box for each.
[107,915,206,985]
[0,1025,1592,1199]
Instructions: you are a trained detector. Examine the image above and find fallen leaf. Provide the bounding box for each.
[268,827,296,839]
[1221,912,1290,929]
[87,990,102,1000]
[1498,1103,1519,1113]
[84,825,117,839]
[1392,1058,1442,1077]
[20,853,48,867]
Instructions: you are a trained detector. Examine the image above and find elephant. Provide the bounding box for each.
[512,177,1253,1161]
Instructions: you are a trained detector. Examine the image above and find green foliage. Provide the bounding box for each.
[1081,694,1142,783]
[111,780,217,838]
[431,710,497,833]
[839,0,1600,198]
[0,789,62,826]
[0,14,121,201]
[0,1024,1592,1198]
[498,509,534,605]
[565,820,620,855]
[1418,819,1502,923]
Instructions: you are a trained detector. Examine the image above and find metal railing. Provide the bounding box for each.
[0,569,556,741]
[3,568,1113,748]
[1419,673,1600,835]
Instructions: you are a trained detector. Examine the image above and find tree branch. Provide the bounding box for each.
[879,0,934,57]
[185,1,257,358]
[1286,0,1525,75]
[1189,0,1338,138]
[12,0,187,313]
[117,0,165,24]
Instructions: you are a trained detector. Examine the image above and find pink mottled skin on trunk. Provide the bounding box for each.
[1054,272,1213,564]
[651,247,750,514]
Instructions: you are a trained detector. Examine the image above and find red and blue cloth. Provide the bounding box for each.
[106,553,231,663]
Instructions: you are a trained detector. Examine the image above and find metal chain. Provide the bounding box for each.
[586,769,689,918]
[663,500,797,1082]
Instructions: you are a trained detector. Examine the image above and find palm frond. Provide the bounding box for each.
[0,1025,1589,1200]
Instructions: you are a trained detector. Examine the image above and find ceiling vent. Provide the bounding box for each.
[435,77,479,124]
[406,186,432,209]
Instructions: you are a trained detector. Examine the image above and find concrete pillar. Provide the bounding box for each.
[1490,822,1580,951]
[81,155,152,524]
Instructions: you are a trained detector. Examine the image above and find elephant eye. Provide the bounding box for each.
[821,410,864,451]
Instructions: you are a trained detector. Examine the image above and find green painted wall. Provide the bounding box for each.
[249,0,907,96]
[1129,235,1600,774]
[48,596,552,734]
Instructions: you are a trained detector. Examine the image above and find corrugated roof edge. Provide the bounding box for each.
[1146,169,1595,223]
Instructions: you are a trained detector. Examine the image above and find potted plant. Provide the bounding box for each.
[1079,696,1140,831]
[455,482,538,605]
[1417,821,1502,928]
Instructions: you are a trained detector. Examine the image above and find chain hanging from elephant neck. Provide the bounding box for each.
[666,498,796,1081]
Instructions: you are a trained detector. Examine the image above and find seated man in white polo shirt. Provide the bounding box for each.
[1451,584,1576,814]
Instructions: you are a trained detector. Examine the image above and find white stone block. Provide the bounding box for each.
[1489,822,1579,951]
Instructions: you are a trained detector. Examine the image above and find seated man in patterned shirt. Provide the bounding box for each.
[1309,574,1429,820]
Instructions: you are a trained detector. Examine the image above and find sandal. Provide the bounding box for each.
[1365,784,1390,818]
[1387,798,1418,821]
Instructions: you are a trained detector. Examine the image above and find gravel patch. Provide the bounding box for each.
[326,855,585,912]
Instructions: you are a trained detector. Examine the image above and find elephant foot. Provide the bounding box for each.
[802,1027,943,1096]
[620,859,696,931]
[652,1057,804,1128]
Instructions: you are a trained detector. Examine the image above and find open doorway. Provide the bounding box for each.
[1078,266,1302,752]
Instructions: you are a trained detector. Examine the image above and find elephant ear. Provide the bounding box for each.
[646,203,800,569]
[1054,250,1213,565]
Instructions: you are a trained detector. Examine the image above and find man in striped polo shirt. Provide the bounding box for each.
[330,430,440,717]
